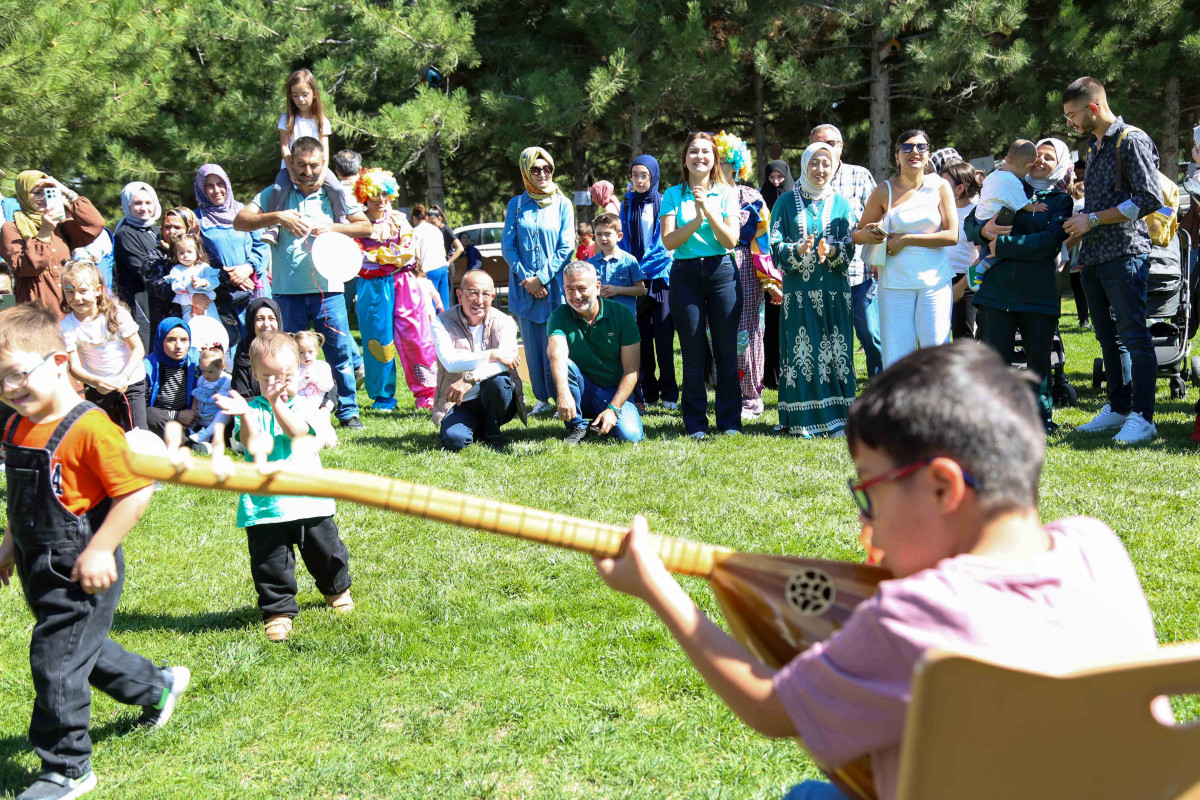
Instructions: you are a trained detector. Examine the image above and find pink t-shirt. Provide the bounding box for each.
[773,516,1159,800]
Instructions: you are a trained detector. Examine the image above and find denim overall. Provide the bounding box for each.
[5,403,163,778]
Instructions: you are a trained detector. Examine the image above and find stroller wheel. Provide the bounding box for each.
[1092,357,1105,390]
[1171,375,1188,400]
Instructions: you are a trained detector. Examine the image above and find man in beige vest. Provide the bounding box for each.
[431,271,527,450]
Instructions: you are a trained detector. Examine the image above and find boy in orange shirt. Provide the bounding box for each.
[0,304,189,800]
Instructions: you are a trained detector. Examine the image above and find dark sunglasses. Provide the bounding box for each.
[847,458,980,520]
[528,165,553,176]
[899,142,931,154]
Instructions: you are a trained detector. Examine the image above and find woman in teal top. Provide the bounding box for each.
[659,132,742,437]
[769,141,857,437]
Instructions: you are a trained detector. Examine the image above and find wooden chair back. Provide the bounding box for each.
[895,643,1200,800]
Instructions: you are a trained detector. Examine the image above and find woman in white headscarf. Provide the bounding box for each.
[963,137,1075,432]
[112,181,163,347]
[767,141,857,437]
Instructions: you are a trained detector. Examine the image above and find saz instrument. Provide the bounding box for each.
[124,428,890,800]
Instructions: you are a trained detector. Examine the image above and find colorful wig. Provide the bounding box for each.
[354,168,400,204]
[714,131,754,183]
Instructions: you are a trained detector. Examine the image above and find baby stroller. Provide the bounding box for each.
[1091,228,1192,399]
[1012,328,1078,407]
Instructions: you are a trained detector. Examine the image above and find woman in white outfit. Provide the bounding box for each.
[852,129,958,366]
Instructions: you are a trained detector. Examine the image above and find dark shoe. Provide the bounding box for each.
[563,424,589,445]
[1044,419,1061,434]
[17,772,97,800]
[340,416,364,430]
[138,666,191,729]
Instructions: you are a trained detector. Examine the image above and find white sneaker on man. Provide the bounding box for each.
[1075,404,1128,433]
[1112,412,1157,444]
[529,400,555,416]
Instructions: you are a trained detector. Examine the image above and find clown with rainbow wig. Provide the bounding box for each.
[353,168,437,410]
[714,131,783,420]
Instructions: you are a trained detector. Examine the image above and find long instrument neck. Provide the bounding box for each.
[129,453,729,578]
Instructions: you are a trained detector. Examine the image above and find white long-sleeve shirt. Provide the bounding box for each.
[431,314,515,402]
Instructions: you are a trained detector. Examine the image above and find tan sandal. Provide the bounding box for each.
[264,615,293,642]
[323,590,355,614]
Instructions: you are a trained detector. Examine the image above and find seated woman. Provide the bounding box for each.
[230,297,282,399]
[0,170,105,318]
[143,317,202,439]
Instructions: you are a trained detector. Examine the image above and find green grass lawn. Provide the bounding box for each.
[1,305,1199,799]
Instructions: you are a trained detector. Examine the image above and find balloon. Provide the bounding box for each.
[310,232,363,283]
[125,428,168,457]
[187,314,229,355]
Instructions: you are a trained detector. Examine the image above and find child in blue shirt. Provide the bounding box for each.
[587,212,646,317]
[214,331,353,643]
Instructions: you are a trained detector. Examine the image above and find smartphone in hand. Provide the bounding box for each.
[42,186,65,219]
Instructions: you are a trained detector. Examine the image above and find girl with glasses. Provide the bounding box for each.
[852,130,958,367]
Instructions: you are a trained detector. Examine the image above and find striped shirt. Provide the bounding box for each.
[829,162,877,286]
[153,363,188,411]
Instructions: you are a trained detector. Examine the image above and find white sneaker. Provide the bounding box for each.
[661,401,679,411]
[1112,412,1157,444]
[191,441,213,456]
[529,400,555,416]
[1075,404,1129,433]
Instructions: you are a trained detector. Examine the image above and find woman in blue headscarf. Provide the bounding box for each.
[619,154,678,409]
[143,317,202,438]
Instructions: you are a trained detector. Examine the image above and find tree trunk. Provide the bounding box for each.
[1162,73,1180,180]
[573,133,588,214]
[754,71,768,185]
[424,132,446,210]
[868,22,892,181]
[395,170,410,210]
[630,103,643,159]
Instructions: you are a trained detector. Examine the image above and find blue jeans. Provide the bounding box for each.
[275,293,360,421]
[440,374,518,451]
[851,276,883,378]
[782,781,852,800]
[563,360,643,443]
[427,265,451,312]
[516,316,553,403]
[669,254,743,434]
[1080,254,1154,420]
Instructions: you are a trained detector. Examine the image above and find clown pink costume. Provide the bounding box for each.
[354,169,437,410]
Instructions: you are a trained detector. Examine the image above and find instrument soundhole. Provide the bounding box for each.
[785,568,836,616]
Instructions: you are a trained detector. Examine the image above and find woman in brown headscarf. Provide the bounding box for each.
[0,171,105,318]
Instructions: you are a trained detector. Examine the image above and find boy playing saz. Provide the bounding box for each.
[595,341,1160,800]
[0,304,188,800]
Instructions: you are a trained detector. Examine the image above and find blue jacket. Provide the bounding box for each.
[198,216,271,288]
[502,192,575,324]
[619,198,674,284]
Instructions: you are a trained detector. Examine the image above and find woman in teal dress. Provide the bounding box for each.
[769,141,857,437]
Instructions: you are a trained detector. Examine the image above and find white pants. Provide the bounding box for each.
[877,282,953,368]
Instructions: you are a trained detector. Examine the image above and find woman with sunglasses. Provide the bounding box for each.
[660,132,742,438]
[853,130,958,367]
[501,146,576,416]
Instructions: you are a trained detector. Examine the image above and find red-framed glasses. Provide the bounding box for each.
[848,458,980,520]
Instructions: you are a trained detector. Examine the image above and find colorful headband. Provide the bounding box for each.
[714,131,754,182]
[354,168,400,204]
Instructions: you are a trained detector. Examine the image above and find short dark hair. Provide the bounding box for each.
[846,341,1045,517]
[592,212,621,233]
[1062,77,1105,107]
[292,136,323,159]
[894,128,930,151]
[331,150,361,180]
[1007,139,1037,162]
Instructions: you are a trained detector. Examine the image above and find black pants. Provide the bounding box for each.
[975,305,1056,423]
[951,275,977,340]
[669,255,743,433]
[245,516,351,620]
[636,279,678,404]
[440,374,518,451]
[146,405,186,439]
[763,294,781,390]
[18,546,165,777]
[84,379,148,432]
[1070,271,1089,324]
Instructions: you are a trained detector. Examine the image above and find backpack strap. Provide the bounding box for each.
[1114,125,1141,195]
[44,402,100,457]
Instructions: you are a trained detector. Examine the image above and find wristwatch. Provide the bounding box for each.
[463,371,477,386]
[1088,212,1100,230]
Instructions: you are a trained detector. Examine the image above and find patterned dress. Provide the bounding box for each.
[732,185,782,415]
[769,189,856,436]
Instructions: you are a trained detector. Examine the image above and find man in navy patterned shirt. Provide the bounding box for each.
[1061,77,1162,444]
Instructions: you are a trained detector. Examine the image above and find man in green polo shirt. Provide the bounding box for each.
[547,261,643,444]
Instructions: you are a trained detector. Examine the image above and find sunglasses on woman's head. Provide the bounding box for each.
[899,143,931,154]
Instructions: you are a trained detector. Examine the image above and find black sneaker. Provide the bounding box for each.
[138,666,190,729]
[17,771,97,800]
[340,416,365,430]
[563,424,590,445]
